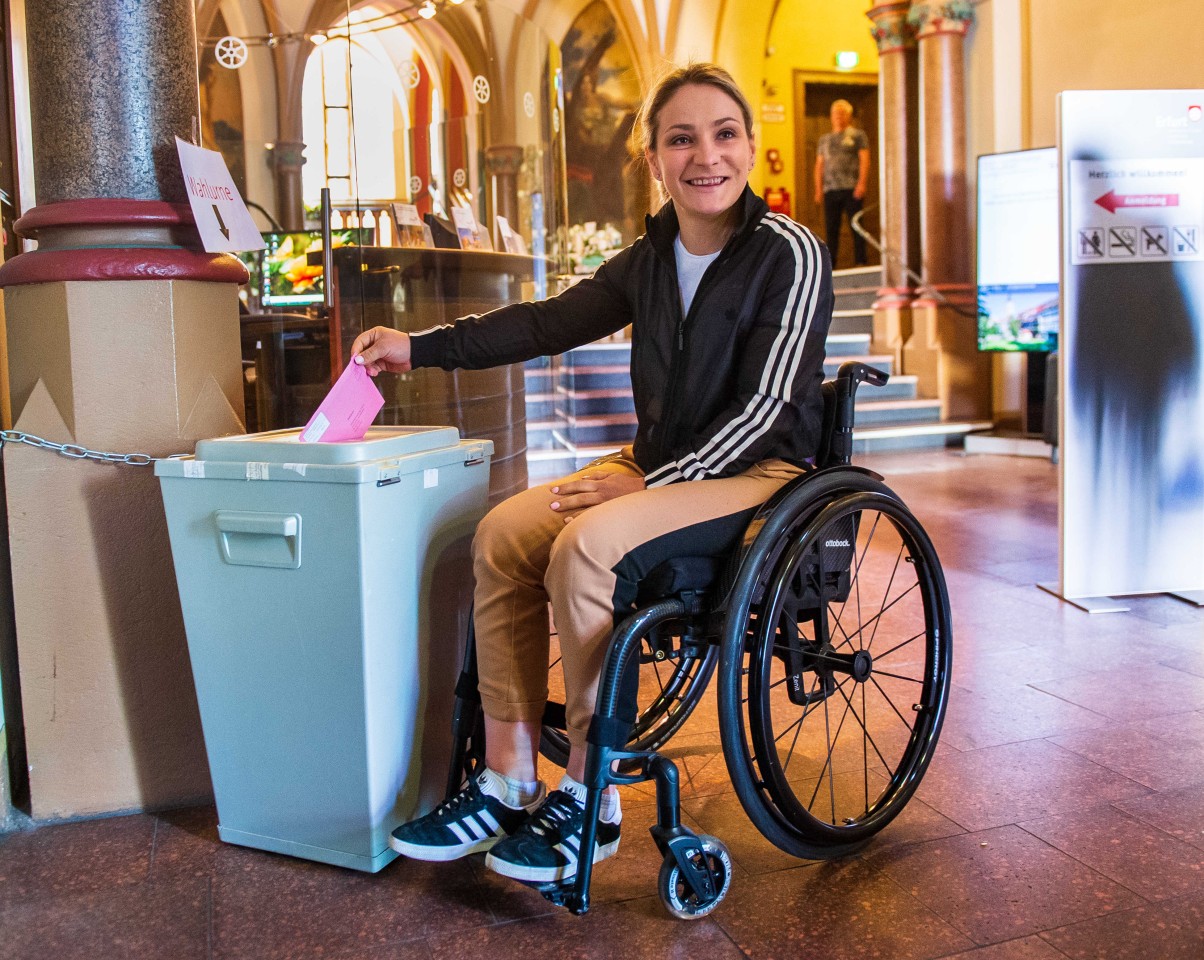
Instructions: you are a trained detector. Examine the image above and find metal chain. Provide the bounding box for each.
[0,429,188,466]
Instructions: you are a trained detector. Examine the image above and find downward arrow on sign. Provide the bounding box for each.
[212,204,231,240]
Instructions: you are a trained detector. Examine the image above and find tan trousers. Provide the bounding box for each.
[470,448,804,753]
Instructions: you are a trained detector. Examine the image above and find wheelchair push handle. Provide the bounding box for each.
[828,362,890,466]
[838,361,889,391]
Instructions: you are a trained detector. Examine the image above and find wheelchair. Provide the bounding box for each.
[444,361,953,918]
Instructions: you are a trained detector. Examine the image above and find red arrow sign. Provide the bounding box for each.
[1094,189,1180,214]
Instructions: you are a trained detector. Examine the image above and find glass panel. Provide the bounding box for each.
[201,5,571,496]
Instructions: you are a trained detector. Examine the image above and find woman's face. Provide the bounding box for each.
[646,83,755,227]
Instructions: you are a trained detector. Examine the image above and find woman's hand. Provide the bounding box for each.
[351,326,412,376]
[549,471,646,522]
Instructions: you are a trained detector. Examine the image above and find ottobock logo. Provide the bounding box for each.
[825,539,851,548]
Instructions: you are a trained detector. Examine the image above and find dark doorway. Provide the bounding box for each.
[794,73,879,271]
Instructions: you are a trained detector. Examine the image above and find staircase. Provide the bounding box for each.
[525,266,990,483]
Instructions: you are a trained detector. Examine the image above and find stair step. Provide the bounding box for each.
[563,341,632,367]
[825,333,872,357]
[831,265,883,292]
[560,365,632,391]
[852,420,994,454]
[832,289,879,311]
[852,398,942,426]
[829,314,873,337]
[555,387,636,418]
[857,374,917,401]
[823,354,894,377]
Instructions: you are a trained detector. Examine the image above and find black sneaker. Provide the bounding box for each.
[389,770,544,862]
[484,789,622,883]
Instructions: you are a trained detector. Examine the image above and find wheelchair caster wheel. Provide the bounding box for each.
[657,835,732,919]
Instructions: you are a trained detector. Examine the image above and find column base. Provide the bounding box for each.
[903,298,992,418]
[3,278,243,819]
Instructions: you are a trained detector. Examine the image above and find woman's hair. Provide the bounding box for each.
[631,62,754,158]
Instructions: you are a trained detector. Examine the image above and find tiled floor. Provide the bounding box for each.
[4,449,1204,959]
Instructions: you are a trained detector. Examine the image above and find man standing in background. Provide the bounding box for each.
[814,99,870,266]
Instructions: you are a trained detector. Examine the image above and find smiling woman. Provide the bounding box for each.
[636,65,757,254]
[350,62,834,891]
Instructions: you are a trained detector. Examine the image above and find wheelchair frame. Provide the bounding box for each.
[443,361,953,918]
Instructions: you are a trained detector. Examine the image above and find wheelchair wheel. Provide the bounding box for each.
[657,835,732,919]
[540,630,717,767]
[718,479,951,859]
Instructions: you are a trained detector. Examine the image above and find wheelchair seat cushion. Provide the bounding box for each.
[635,555,725,603]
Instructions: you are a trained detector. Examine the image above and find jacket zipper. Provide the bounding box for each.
[659,240,738,465]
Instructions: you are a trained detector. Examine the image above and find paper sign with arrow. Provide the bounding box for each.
[175,136,265,253]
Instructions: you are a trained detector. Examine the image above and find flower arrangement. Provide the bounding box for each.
[568,221,624,273]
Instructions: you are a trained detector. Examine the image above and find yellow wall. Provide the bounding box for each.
[1026,0,1204,147]
[761,0,879,205]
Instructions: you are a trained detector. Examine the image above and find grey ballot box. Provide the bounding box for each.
[156,426,492,872]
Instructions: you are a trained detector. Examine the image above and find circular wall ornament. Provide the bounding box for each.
[408,175,423,196]
[523,92,536,118]
[453,168,467,188]
[215,36,249,69]
[473,75,491,104]
[402,61,421,90]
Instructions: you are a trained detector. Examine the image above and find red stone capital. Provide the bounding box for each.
[867,2,916,54]
[907,1,975,40]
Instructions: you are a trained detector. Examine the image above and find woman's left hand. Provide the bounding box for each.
[549,472,646,522]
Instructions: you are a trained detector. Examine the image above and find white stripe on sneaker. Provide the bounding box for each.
[465,815,488,840]
[448,822,472,844]
[477,809,501,833]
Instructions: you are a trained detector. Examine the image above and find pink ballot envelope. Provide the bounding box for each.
[299,359,385,442]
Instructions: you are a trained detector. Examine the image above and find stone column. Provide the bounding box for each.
[867,2,921,373]
[0,0,246,819]
[905,1,991,419]
[270,37,311,232]
[270,140,308,232]
[485,144,524,245]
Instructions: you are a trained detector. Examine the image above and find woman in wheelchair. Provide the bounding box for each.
[352,63,847,895]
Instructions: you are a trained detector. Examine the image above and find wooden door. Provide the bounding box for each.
[793,73,880,270]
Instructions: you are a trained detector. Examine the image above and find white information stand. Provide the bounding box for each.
[1045,91,1204,612]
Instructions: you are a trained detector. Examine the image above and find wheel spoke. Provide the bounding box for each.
[873,630,926,662]
[833,581,920,648]
[834,511,881,626]
[832,680,894,774]
[806,687,855,817]
[867,540,907,653]
[869,674,918,731]
[872,668,924,684]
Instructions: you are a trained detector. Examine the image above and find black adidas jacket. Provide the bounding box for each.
[409,187,833,487]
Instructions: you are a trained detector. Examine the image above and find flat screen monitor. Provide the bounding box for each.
[976,147,1059,352]
[252,229,372,308]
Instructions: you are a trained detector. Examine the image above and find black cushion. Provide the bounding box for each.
[636,555,724,603]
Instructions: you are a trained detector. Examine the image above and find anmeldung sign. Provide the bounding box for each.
[1069,157,1203,265]
[175,137,265,253]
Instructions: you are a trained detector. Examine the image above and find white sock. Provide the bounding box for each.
[557,774,622,823]
[478,767,544,810]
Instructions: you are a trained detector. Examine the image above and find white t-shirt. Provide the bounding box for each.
[675,234,721,316]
